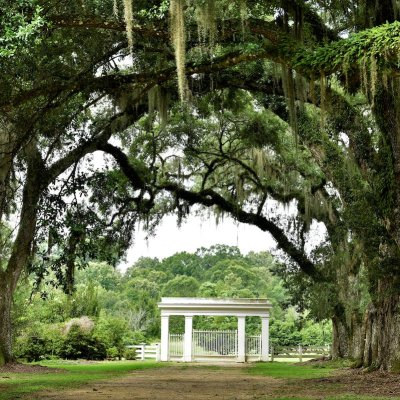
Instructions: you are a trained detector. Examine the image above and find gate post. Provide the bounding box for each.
[237,316,246,362]
[184,315,193,362]
[261,316,269,362]
[160,315,169,361]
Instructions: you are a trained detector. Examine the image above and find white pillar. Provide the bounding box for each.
[261,316,269,362]
[237,316,246,362]
[160,315,169,361]
[184,315,193,362]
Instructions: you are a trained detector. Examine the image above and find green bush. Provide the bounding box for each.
[15,335,48,362]
[59,324,106,360]
[123,347,137,360]
[15,324,63,362]
[129,331,146,344]
[94,312,130,360]
[106,346,119,359]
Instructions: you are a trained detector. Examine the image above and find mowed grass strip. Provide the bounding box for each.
[0,360,167,400]
[248,361,336,379]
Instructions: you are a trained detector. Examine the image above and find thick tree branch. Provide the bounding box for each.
[158,183,323,281]
[100,142,323,281]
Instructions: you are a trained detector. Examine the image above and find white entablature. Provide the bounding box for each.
[158,297,272,363]
[158,297,272,317]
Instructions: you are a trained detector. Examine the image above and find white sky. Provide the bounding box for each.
[118,214,277,271]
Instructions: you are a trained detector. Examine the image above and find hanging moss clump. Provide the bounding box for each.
[195,0,217,46]
[170,0,190,102]
[123,0,134,52]
[113,0,119,17]
[319,71,327,126]
[238,0,247,34]
[281,65,299,138]
[148,85,169,127]
[370,54,378,106]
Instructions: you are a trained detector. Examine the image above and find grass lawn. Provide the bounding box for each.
[0,360,167,400]
[248,361,337,379]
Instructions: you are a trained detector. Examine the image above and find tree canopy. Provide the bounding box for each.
[2,0,400,370]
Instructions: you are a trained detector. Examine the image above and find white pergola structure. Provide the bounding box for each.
[158,297,272,362]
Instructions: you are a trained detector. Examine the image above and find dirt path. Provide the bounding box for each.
[33,364,283,400]
[31,363,400,399]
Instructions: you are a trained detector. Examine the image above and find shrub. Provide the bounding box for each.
[59,324,106,360]
[106,346,119,359]
[94,312,130,360]
[15,336,48,362]
[15,324,63,362]
[129,331,146,344]
[123,348,137,360]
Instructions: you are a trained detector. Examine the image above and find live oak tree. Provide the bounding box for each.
[2,0,400,371]
[0,0,151,364]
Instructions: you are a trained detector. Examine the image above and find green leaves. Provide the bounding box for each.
[294,21,400,76]
[0,1,45,57]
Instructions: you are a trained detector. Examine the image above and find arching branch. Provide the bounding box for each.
[99,142,324,282]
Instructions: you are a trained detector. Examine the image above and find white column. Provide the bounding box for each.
[183,315,193,362]
[261,316,269,362]
[237,316,246,362]
[160,315,169,361]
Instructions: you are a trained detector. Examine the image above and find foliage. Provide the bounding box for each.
[294,21,400,75]
[94,311,130,359]
[0,0,45,57]
[15,336,48,362]
[162,275,200,297]
[14,246,331,362]
[123,347,137,360]
[59,325,106,361]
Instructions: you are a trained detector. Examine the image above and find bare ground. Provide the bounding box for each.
[0,362,63,374]
[31,364,400,399]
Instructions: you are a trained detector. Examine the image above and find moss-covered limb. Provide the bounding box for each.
[229,69,376,179]
[293,21,400,77]
[294,109,392,282]
[324,90,374,171]
[48,14,293,46]
[2,48,275,111]
[99,140,323,281]
[188,146,323,208]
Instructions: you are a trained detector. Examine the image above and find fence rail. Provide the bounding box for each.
[270,345,331,362]
[126,337,331,362]
[126,343,161,361]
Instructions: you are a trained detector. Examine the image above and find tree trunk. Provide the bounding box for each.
[361,284,400,371]
[331,310,364,362]
[0,277,14,365]
[348,312,365,362]
[0,143,44,366]
[331,315,349,359]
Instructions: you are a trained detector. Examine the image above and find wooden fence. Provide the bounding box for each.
[270,345,331,362]
[126,343,161,361]
[125,341,331,362]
